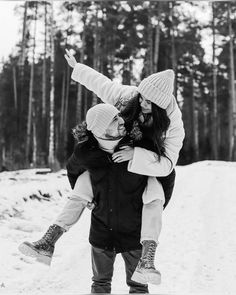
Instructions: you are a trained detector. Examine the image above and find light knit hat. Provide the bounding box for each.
[86,103,119,137]
[138,69,175,109]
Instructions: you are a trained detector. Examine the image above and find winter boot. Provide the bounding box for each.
[131,240,161,285]
[18,224,65,265]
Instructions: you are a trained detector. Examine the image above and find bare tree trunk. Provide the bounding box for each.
[57,4,72,164]
[129,58,133,82]
[32,106,37,167]
[194,109,199,160]
[76,17,86,123]
[203,103,208,155]
[42,2,47,120]
[48,1,56,168]
[60,70,66,133]
[63,64,70,131]
[109,52,115,79]
[109,13,115,80]
[190,68,198,161]
[55,125,60,163]
[76,82,83,124]
[41,2,48,163]
[18,2,28,136]
[228,4,236,161]
[142,2,153,77]
[218,114,221,155]
[0,139,6,170]
[169,2,177,96]
[19,2,28,77]
[212,2,218,160]
[13,66,17,110]
[13,65,18,151]
[26,3,37,164]
[153,2,161,72]
[122,60,130,85]
[148,3,153,75]
[92,3,100,106]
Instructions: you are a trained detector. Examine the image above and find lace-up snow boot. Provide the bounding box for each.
[131,240,161,285]
[18,224,65,265]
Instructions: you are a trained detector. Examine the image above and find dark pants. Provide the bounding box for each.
[91,246,149,294]
[157,168,176,209]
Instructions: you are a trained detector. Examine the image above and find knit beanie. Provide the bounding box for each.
[138,69,175,109]
[86,103,120,137]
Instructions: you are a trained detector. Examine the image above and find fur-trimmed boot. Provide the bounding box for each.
[131,240,161,285]
[18,224,65,265]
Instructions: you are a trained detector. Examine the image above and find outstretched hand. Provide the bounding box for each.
[112,146,134,163]
[64,49,77,68]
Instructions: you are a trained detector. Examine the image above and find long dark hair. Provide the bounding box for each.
[150,102,170,157]
[121,94,170,158]
[121,95,141,130]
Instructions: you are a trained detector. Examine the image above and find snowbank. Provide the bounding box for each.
[0,162,235,294]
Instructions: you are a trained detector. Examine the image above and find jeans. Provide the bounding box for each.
[91,246,149,294]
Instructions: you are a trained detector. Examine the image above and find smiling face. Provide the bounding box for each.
[103,114,126,140]
[139,95,152,114]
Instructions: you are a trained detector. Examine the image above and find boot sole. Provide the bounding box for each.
[131,271,147,284]
[131,270,161,285]
[18,242,52,266]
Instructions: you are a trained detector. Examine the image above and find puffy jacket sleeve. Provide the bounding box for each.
[128,100,185,177]
[66,144,112,189]
[66,153,86,189]
[71,63,139,106]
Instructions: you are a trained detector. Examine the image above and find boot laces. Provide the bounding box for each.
[144,242,156,268]
[39,225,58,247]
[33,238,50,250]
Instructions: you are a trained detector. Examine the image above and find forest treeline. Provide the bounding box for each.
[0,1,236,170]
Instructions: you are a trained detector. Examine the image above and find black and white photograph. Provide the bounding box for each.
[0,0,235,294]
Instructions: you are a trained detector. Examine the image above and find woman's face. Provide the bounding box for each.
[139,95,152,114]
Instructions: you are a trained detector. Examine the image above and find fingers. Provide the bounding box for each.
[64,51,71,60]
[119,146,130,150]
[112,156,121,162]
[112,149,128,158]
[65,48,73,57]
[112,153,125,163]
[65,49,75,61]
[113,157,124,163]
[112,152,122,161]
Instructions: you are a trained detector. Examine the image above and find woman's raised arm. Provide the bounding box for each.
[65,49,138,106]
[72,63,138,106]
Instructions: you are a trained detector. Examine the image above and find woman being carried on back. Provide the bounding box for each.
[19,49,185,285]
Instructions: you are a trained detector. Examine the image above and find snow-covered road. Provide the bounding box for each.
[0,162,236,294]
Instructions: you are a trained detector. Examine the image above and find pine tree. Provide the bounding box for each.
[26,2,38,165]
[48,1,57,169]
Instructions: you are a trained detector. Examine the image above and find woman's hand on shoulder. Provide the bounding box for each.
[112,146,134,163]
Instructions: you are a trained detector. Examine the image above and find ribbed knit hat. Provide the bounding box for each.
[138,69,175,109]
[86,103,120,137]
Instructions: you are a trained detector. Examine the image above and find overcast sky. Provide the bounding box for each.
[0,1,23,62]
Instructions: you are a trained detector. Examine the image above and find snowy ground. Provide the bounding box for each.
[0,161,236,295]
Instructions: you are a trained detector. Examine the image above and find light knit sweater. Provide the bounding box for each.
[72,63,185,177]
